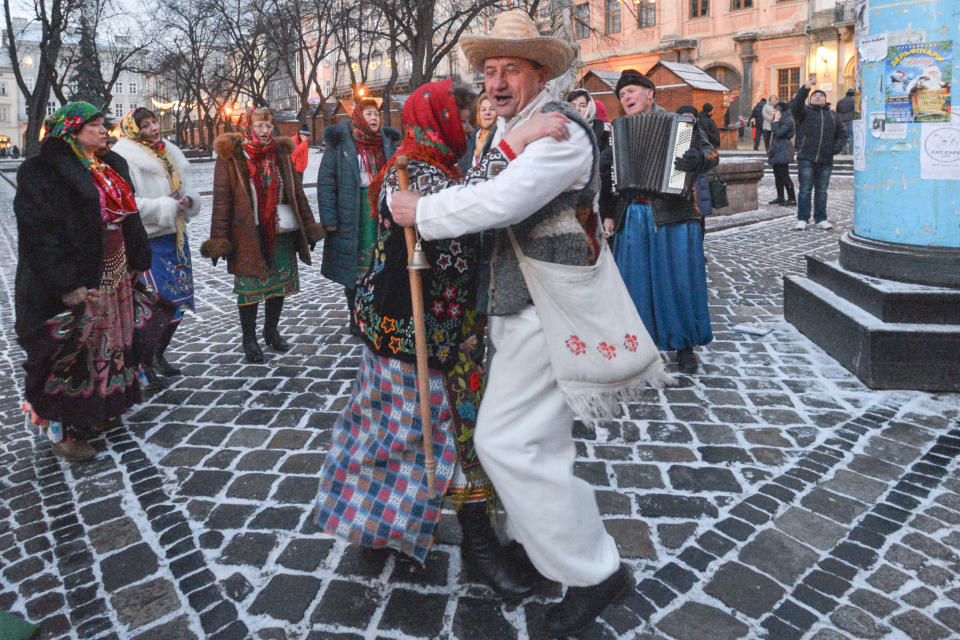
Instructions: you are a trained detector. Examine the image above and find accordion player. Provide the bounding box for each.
[610,111,696,198]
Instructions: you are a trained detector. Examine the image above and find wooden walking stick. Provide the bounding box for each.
[394,155,437,498]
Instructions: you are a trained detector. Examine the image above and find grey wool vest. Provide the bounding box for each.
[486,101,601,316]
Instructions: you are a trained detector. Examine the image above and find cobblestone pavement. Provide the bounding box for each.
[1,167,959,640]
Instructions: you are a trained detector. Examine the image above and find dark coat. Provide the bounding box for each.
[317,120,401,288]
[768,111,796,166]
[699,112,721,148]
[836,94,856,124]
[790,86,848,165]
[201,134,322,278]
[14,136,152,337]
[750,101,765,126]
[600,107,720,230]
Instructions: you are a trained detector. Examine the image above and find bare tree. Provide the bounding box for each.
[3,0,82,155]
[211,0,279,107]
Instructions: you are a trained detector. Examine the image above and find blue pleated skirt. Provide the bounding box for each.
[613,203,713,352]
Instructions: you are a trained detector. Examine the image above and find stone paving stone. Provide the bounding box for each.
[110,577,181,630]
[656,601,749,640]
[801,488,869,524]
[451,596,518,640]
[667,466,742,493]
[830,605,890,639]
[219,533,276,567]
[704,562,785,619]
[378,589,448,637]
[891,610,952,640]
[100,543,159,592]
[740,529,819,585]
[87,517,142,554]
[774,507,848,551]
[249,574,322,622]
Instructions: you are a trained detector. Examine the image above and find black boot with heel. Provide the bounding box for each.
[239,304,263,363]
[457,501,533,604]
[154,320,182,376]
[263,296,291,352]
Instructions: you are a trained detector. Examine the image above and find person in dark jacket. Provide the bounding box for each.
[15,102,172,462]
[566,88,610,152]
[317,100,401,334]
[836,88,856,154]
[600,70,718,374]
[790,77,847,230]
[749,98,766,150]
[767,102,796,206]
[459,92,497,172]
[677,105,715,218]
[699,103,721,148]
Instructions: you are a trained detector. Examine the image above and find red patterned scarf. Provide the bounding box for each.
[369,79,467,221]
[351,101,387,183]
[239,109,280,263]
[90,163,138,225]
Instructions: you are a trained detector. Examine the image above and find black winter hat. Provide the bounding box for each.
[615,69,655,97]
[702,103,713,113]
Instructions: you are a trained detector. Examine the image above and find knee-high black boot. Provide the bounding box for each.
[239,304,263,362]
[458,501,533,603]
[154,320,182,376]
[263,296,291,351]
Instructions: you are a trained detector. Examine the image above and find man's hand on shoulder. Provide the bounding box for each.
[390,191,421,227]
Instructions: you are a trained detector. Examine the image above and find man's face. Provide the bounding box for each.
[810,92,826,106]
[483,57,550,120]
[619,85,655,115]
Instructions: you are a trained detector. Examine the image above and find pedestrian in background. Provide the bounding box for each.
[566,88,610,152]
[601,70,717,374]
[767,102,796,206]
[749,98,766,150]
[15,102,172,461]
[317,99,401,335]
[836,88,856,154]
[459,92,496,172]
[761,94,777,150]
[790,75,847,231]
[677,105,715,218]
[292,126,311,184]
[202,107,323,362]
[699,103,721,148]
[114,107,201,379]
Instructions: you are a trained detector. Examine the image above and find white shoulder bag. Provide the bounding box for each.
[507,228,675,423]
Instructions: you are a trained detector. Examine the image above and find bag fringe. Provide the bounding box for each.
[558,357,678,426]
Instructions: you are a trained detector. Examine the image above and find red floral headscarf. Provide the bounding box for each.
[351,99,386,182]
[238,108,280,264]
[369,79,467,221]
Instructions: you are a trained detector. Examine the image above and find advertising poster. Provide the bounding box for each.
[920,123,960,180]
[885,41,952,123]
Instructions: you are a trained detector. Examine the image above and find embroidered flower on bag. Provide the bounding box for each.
[432,300,445,315]
[566,335,587,355]
[436,254,452,270]
[388,335,403,354]
[454,257,467,273]
[443,286,457,301]
[449,240,461,255]
[598,342,617,360]
[448,302,461,318]
[624,334,638,352]
[469,372,481,392]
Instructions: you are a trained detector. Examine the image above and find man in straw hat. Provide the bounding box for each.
[391,9,633,637]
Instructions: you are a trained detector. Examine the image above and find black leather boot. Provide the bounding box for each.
[263,296,291,352]
[458,502,533,603]
[154,321,182,376]
[239,304,263,363]
[544,564,634,638]
[676,347,698,374]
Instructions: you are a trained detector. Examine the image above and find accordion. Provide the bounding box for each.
[610,111,696,197]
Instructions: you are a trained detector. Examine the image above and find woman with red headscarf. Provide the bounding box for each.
[315,79,568,603]
[317,98,401,335]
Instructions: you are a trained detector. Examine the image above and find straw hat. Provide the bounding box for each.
[460,9,574,80]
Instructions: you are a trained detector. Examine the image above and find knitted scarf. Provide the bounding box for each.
[351,101,386,185]
[239,109,280,265]
[120,109,187,259]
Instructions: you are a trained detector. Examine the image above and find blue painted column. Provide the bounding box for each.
[842,0,960,286]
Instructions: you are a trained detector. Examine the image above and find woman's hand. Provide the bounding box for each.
[502,112,571,155]
[603,218,615,237]
[324,225,337,233]
[177,195,192,214]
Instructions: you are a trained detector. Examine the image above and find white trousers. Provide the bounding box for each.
[476,305,621,586]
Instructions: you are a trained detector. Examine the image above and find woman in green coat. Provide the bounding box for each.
[317,100,400,334]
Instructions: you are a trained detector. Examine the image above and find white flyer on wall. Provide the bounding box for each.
[852,120,866,171]
[854,0,868,34]
[920,123,960,179]
[858,34,887,62]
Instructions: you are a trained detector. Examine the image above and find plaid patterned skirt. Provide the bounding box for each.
[316,348,459,562]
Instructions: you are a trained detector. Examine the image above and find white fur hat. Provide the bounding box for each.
[460,9,574,81]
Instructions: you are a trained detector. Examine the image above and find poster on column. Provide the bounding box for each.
[852,120,866,171]
[885,41,952,123]
[920,124,960,180]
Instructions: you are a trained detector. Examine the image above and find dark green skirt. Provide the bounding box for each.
[234,232,299,306]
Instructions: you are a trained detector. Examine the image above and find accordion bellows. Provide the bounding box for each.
[611,111,695,197]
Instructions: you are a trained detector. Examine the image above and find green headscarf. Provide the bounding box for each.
[43,101,104,167]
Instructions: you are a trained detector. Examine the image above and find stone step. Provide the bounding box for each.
[783,274,960,391]
[804,256,960,325]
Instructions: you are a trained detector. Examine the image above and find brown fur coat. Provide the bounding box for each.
[201,134,323,278]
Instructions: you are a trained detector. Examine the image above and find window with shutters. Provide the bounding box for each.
[777,67,800,103]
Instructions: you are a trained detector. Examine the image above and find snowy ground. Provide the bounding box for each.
[1,166,959,640]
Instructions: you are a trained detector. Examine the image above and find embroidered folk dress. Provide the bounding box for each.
[316,80,498,561]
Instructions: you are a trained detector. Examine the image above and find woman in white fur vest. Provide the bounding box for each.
[113,107,201,380]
